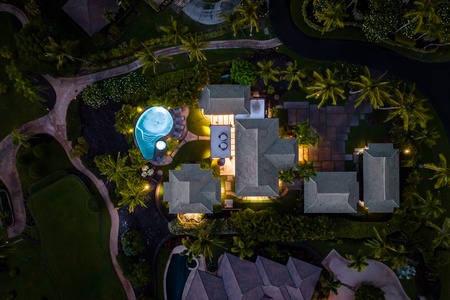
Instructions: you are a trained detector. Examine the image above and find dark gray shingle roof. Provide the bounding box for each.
[62,0,119,36]
[198,85,251,115]
[163,164,221,214]
[235,118,298,197]
[185,270,228,300]
[363,143,399,213]
[304,172,359,213]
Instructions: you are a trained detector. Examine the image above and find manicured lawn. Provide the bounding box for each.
[0,13,47,140]
[186,108,210,136]
[159,140,211,174]
[27,175,126,299]
[345,118,388,153]
[156,247,170,300]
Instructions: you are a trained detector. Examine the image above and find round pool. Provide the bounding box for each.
[134,106,174,160]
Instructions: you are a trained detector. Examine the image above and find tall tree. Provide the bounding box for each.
[365,227,396,261]
[349,67,392,108]
[5,61,45,103]
[306,68,345,108]
[278,167,296,184]
[160,16,188,45]
[11,127,31,148]
[427,217,450,249]
[412,127,441,148]
[180,33,209,62]
[314,0,347,34]
[256,60,280,86]
[235,0,260,36]
[320,273,341,296]
[44,37,81,71]
[135,43,172,74]
[117,178,150,212]
[345,250,369,272]
[94,152,133,186]
[393,0,443,35]
[282,60,307,90]
[413,190,446,220]
[219,11,242,37]
[292,121,320,147]
[297,160,317,181]
[382,85,432,131]
[423,153,450,189]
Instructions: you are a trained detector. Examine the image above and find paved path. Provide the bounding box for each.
[322,249,410,300]
[0,3,29,26]
[182,0,241,25]
[0,5,283,297]
[284,95,373,171]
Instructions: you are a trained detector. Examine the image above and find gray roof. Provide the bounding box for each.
[304,172,359,213]
[163,164,221,214]
[184,253,321,300]
[235,118,298,197]
[198,85,251,115]
[62,0,119,36]
[363,143,399,213]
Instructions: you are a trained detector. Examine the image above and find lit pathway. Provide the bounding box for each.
[0,5,283,299]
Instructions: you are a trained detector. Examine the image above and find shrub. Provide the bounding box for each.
[66,100,82,141]
[129,260,151,288]
[206,260,218,272]
[0,82,8,95]
[29,162,47,179]
[230,59,257,86]
[0,46,15,60]
[81,84,107,108]
[121,230,146,257]
[69,137,89,158]
[354,283,385,300]
[32,143,50,159]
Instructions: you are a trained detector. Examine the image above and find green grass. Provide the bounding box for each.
[27,175,126,299]
[186,108,210,136]
[345,118,388,153]
[158,140,211,175]
[16,139,77,194]
[0,13,47,140]
[156,247,170,300]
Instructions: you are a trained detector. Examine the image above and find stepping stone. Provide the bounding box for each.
[318,140,331,147]
[319,147,331,160]
[332,141,346,153]
[326,127,337,140]
[310,109,320,124]
[309,147,319,160]
[348,115,359,126]
[326,106,346,113]
[288,110,297,125]
[336,133,348,141]
[334,161,345,171]
[296,109,310,122]
[284,102,309,109]
[337,126,350,133]
[321,161,334,171]
[315,124,327,136]
[332,154,352,161]
[320,110,327,123]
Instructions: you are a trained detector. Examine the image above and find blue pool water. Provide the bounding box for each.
[166,254,192,300]
[134,106,174,160]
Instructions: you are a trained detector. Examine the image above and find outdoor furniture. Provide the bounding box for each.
[175,124,185,130]
[173,107,182,114]
[224,199,233,209]
[172,131,182,138]
[175,116,185,122]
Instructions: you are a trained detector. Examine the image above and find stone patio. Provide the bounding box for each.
[284,99,373,171]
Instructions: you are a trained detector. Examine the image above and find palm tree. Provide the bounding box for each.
[388,244,410,269]
[94,152,133,186]
[181,221,227,262]
[292,121,320,147]
[256,60,280,86]
[345,250,369,272]
[297,160,316,181]
[282,61,307,90]
[44,37,81,71]
[219,11,242,37]
[320,273,341,296]
[427,217,450,249]
[118,178,150,212]
[160,16,188,45]
[314,1,346,34]
[393,0,443,35]
[135,43,172,74]
[382,85,432,131]
[412,127,440,148]
[231,236,254,259]
[423,153,450,189]
[306,68,345,108]
[11,127,31,148]
[365,227,396,261]
[349,67,392,108]
[180,33,209,62]
[413,190,446,219]
[278,167,296,184]
[235,0,260,36]
[102,9,116,23]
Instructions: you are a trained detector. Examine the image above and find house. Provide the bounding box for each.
[235,118,298,197]
[183,252,322,300]
[363,143,399,213]
[199,84,251,115]
[163,164,221,214]
[62,0,119,36]
[304,172,359,213]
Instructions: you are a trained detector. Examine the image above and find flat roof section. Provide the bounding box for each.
[211,125,231,158]
[236,99,266,119]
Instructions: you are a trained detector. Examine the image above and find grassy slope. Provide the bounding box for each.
[27,175,126,299]
[0,13,47,140]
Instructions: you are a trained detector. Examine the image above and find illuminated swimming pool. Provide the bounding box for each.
[134,106,174,160]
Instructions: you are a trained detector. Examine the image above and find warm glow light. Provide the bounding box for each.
[404,149,411,154]
[128,128,134,133]
[144,184,150,190]
[137,107,143,112]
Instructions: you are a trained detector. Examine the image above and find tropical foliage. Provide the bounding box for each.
[160,16,188,45]
[349,67,392,108]
[292,120,320,147]
[180,33,209,62]
[306,68,345,108]
[256,60,280,86]
[230,59,257,86]
[423,153,450,189]
[230,236,254,259]
[282,61,307,90]
[345,250,369,272]
[11,127,31,148]
[314,0,347,34]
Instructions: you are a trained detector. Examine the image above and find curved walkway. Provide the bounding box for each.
[322,249,410,300]
[0,3,28,26]
[182,0,241,25]
[0,5,283,297]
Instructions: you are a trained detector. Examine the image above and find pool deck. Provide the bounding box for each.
[164,245,206,300]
